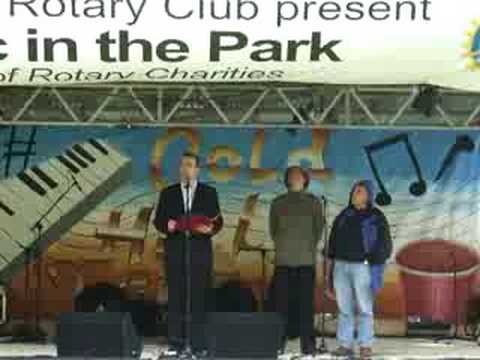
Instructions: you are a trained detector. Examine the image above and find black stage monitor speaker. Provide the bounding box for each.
[57,312,143,358]
[206,312,284,359]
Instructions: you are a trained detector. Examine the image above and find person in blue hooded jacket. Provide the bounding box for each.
[325,180,392,359]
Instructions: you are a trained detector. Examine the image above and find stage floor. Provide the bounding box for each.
[0,337,478,359]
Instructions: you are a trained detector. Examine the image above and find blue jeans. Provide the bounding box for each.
[333,260,375,348]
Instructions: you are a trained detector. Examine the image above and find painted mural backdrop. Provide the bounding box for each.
[1,126,480,332]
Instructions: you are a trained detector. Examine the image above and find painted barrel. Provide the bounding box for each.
[396,239,480,323]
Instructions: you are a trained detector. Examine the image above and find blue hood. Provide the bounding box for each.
[348,180,376,207]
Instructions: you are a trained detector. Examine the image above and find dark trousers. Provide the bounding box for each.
[165,235,212,351]
[274,265,316,353]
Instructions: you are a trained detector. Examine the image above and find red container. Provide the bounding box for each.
[396,239,480,323]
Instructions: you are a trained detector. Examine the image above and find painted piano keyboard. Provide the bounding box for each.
[0,139,131,281]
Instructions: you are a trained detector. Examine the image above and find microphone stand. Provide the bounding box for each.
[13,176,79,342]
[434,249,458,343]
[180,180,195,359]
[317,195,330,354]
[11,236,44,343]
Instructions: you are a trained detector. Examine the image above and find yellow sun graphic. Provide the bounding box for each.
[463,18,480,70]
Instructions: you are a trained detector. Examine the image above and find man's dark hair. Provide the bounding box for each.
[284,166,310,189]
[182,151,200,167]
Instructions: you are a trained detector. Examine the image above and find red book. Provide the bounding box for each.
[174,215,214,232]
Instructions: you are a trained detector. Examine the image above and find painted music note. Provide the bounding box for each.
[364,133,427,206]
[434,135,475,182]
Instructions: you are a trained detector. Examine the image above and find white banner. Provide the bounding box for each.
[0,0,479,90]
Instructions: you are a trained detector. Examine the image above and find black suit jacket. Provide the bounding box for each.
[153,182,223,239]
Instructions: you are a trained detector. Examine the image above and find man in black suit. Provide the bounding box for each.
[153,151,223,353]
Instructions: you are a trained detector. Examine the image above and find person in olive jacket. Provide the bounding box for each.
[269,166,324,355]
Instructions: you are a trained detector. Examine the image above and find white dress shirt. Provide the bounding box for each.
[181,179,197,212]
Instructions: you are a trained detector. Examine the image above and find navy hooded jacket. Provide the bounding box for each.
[326,180,392,265]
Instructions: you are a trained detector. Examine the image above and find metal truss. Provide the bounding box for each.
[0,84,479,128]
